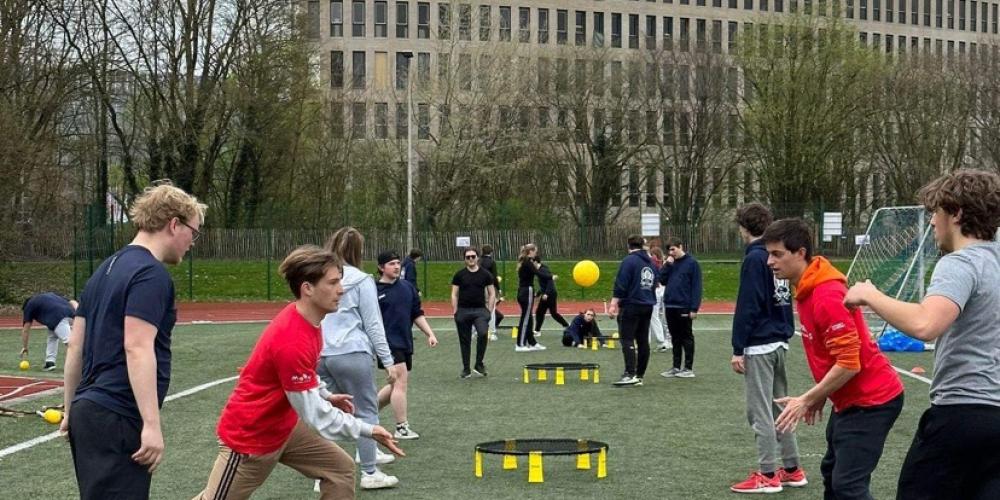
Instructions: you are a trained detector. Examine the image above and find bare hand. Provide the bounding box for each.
[371,425,406,457]
[131,424,165,473]
[20,347,28,358]
[59,412,70,440]
[607,302,619,318]
[845,280,877,308]
[774,396,809,434]
[689,312,698,320]
[803,400,825,426]
[541,294,548,301]
[326,393,355,414]
[427,334,438,347]
[731,355,745,374]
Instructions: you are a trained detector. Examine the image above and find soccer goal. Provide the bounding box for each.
[846,206,939,339]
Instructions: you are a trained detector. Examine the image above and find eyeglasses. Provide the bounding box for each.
[179,219,201,242]
[465,255,478,260]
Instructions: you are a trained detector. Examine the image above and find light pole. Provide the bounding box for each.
[401,51,414,252]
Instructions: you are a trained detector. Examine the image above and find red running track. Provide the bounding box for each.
[0,300,735,327]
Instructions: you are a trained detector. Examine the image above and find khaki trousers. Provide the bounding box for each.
[194,420,355,499]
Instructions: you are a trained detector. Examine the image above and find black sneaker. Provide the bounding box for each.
[460,369,473,379]
[43,361,57,372]
[473,364,487,377]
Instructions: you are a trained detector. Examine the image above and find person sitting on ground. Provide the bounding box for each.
[562,309,603,348]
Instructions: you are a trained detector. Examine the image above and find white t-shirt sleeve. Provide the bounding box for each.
[286,388,373,441]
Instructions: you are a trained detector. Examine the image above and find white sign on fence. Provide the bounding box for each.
[455,236,471,247]
[823,212,843,238]
[855,234,869,246]
[641,213,660,237]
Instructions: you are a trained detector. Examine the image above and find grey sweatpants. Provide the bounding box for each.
[47,317,72,363]
[317,352,380,474]
[745,347,800,473]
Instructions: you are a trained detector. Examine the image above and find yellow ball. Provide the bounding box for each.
[19,360,30,371]
[497,276,503,283]
[573,260,600,288]
[42,409,63,424]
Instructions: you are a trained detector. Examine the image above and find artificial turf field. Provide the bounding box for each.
[0,315,937,499]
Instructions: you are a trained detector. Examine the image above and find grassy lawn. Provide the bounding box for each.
[0,259,851,308]
[1,314,932,499]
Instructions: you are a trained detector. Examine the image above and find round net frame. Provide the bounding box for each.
[476,438,609,456]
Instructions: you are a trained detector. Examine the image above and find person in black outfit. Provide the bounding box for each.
[608,234,657,386]
[534,256,568,334]
[562,309,603,347]
[401,248,423,296]
[514,243,544,351]
[479,244,504,337]
[450,246,496,378]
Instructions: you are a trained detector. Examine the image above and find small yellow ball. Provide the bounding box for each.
[42,409,63,424]
[19,360,30,371]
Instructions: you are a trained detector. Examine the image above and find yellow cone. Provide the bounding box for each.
[528,451,544,483]
[580,368,589,381]
[503,440,518,470]
[511,326,518,339]
[522,367,530,384]
[591,337,599,350]
[537,369,547,381]
[576,440,591,470]
[555,367,565,385]
[475,451,483,478]
[597,448,608,479]
[593,368,600,384]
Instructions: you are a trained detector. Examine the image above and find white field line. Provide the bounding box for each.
[0,375,237,459]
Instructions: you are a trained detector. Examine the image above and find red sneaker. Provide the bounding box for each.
[779,467,808,487]
[730,471,783,494]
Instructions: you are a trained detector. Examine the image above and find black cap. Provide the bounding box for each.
[377,250,401,266]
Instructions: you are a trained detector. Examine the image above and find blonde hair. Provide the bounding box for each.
[129,181,207,233]
[516,243,537,271]
[325,227,365,268]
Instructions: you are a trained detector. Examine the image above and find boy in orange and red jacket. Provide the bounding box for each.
[762,218,904,499]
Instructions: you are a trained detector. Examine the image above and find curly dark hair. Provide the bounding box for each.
[918,169,1000,241]
[735,202,774,237]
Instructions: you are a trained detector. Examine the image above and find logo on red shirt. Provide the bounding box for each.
[290,372,311,385]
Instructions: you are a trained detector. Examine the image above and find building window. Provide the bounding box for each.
[396,2,408,37]
[959,0,966,29]
[331,0,344,36]
[395,52,409,89]
[500,6,511,41]
[612,13,622,47]
[646,15,657,49]
[352,0,365,36]
[459,53,471,90]
[352,51,365,88]
[847,0,855,17]
[479,5,490,41]
[352,102,366,139]
[935,0,942,26]
[711,20,722,53]
[679,17,690,52]
[331,51,344,87]
[678,65,690,101]
[519,7,530,42]
[375,103,388,138]
[438,53,450,83]
[947,0,954,28]
[375,1,388,37]
[539,8,549,44]
[594,12,604,47]
[663,16,673,49]
[459,3,471,40]
[417,103,429,139]
[417,2,430,37]
[628,14,639,49]
[440,105,451,136]
[557,9,568,44]
[730,0,738,8]
[575,10,586,46]
[874,0,881,20]
[396,103,407,138]
[439,3,451,39]
[308,1,320,39]
[418,52,430,87]
[860,0,868,19]
[727,21,737,51]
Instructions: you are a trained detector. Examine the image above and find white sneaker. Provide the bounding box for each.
[660,368,682,378]
[356,448,396,465]
[531,343,547,351]
[489,333,498,341]
[360,469,399,490]
[515,345,534,352]
[612,375,640,386]
[394,422,420,440]
[314,479,321,492]
[655,344,672,352]
[675,369,696,378]
[533,330,542,337]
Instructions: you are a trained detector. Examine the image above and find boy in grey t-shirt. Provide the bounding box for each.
[845,169,1000,500]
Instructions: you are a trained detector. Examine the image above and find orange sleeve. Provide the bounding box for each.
[816,292,862,371]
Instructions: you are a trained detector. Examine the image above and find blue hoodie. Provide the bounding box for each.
[731,239,794,356]
[613,250,657,307]
[659,253,703,311]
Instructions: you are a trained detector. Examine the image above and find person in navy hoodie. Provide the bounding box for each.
[400,249,422,296]
[729,203,806,494]
[374,250,438,441]
[562,308,603,347]
[659,236,703,379]
[608,235,657,386]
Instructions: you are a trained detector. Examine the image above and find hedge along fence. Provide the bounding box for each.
[30,220,866,264]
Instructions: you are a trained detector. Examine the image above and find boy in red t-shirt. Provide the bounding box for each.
[195,246,403,499]
[762,219,904,499]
